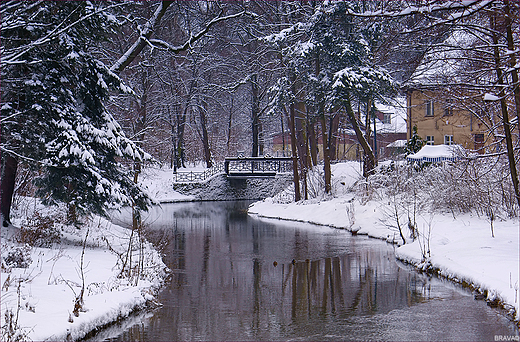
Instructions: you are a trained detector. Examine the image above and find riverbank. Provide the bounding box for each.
[2,162,517,340]
[1,197,168,341]
[248,161,519,325]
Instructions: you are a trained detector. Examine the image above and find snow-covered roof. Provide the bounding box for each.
[374,97,407,134]
[406,144,463,162]
[386,139,407,148]
[406,29,474,87]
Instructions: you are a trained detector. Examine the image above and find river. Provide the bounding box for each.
[89,201,518,341]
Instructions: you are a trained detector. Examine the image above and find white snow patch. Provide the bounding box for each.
[484,93,500,102]
[1,198,168,341]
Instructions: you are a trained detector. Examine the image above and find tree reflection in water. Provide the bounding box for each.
[98,201,517,342]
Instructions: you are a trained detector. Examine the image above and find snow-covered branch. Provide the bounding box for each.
[1,2,123,68]
[148,11,246,55]
[111,2,245,73]
[346,1,493,19]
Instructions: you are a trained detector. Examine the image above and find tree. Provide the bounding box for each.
[266,1,398,187]
[1,1,150,225]
[406,126,425,155]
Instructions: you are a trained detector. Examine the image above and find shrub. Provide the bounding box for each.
[16,212,61,248]
[3,246,32,269]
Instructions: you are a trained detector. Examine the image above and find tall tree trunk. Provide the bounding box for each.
[227,97,234,155]
[251,74,261,157]
[343,97,376,178]
[315,50,331,194]
[503,0,520,137]
[491,14,520,209]
[328,113,340,162]
[177,106,187,168]
[295,101,308,199]
[1,155,18,227]
[319,113,332,194]
[198,101,212,168]
[287,103,301,202]
[308,120,318,166]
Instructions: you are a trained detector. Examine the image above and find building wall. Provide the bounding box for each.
[407,89,487,150]
[272,131,406,161]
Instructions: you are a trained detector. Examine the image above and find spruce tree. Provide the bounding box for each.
[405,126,424,156]
[1,1,150,222]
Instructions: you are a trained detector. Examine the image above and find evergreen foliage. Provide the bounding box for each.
[1,1,150,217]
[405,126,425,156]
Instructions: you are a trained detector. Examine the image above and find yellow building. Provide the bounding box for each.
[406,88,487,152]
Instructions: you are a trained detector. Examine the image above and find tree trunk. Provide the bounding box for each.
[177,106,187,168]
[319,114,332,194]
[251,74,261,157]
[328,113,340,162]
[491,14,520,209]
[295,101,308,199]
[343,97,376,178]
[503,0,520,137]
[315,50,331,193]
[1,155,18,227]
[198,102,212,168]
[308,121,318,166]
[287,104,301,202]
[227,97,234,155]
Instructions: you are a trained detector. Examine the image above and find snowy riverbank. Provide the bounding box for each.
[1,198,168,341]
[2,162,518,341]
[248,161,519,324]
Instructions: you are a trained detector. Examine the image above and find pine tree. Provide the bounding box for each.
[405,126,424,156]
[1,1,150,223]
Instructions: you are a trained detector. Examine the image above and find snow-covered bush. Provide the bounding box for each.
[16,212,61,248]
[362,156,518,241]
[2,245,32,269]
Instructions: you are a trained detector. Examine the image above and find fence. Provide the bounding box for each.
[224,157,294,175]
[174,163,225,183]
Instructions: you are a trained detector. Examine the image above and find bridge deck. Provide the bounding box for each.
[224,157,293,178]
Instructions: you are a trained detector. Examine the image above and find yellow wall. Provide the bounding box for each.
[408,90,488,150]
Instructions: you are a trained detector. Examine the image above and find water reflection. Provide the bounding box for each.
[98,201,517,341]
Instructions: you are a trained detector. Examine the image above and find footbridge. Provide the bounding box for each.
[173,156,294,183]
[224,156,293,178]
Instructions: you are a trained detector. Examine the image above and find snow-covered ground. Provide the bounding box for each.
[1,198,167,341]
[139,166,195,203]
[2,161,518,341]
[249,161,520,323]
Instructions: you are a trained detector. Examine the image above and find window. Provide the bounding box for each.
[383,113,391,124]
[444,135,454,145]
[426,136,434,145]
[425,100,434,117]
[474,133,484,143]
[444,99,453,116]
[474,133,484,153]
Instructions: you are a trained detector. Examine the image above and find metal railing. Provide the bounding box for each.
[224,157,294,175]
[174,163,225,183]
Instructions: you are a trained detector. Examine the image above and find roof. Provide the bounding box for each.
[406,144,463,162]
[387,139,407,148]
[374,98,407,134]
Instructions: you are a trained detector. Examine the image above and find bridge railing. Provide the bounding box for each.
[224,157,294,175]
[174,163,225,183]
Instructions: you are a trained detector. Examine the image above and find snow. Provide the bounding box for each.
[138,166,195,203]
[1,198,168,341]
[387,139,407,148]
[248,161,519,322]
[484,93,501,102]
[406,144,463,162]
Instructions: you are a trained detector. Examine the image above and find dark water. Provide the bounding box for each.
[92,201,518,341]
